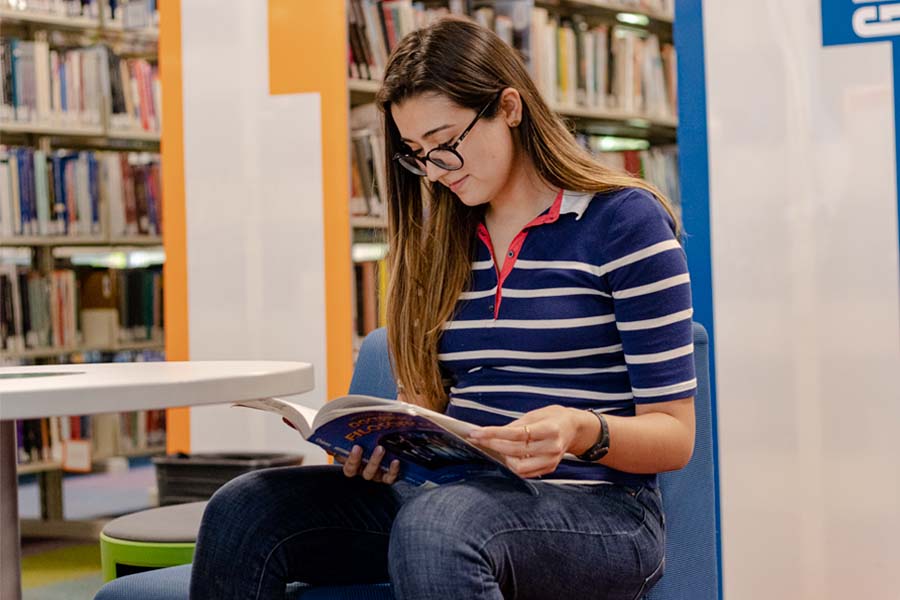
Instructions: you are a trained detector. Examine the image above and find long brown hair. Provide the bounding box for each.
[376,17,679,411]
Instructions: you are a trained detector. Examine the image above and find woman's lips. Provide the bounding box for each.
[449,175,469,192]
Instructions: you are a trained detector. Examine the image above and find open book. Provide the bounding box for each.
[234,395,524,488]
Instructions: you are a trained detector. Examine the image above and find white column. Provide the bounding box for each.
[704,1,900,597]
[180,0,329,462]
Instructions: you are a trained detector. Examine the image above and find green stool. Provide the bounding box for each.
[100,501,207,581]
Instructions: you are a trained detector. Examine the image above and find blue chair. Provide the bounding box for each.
[95,325,718,600]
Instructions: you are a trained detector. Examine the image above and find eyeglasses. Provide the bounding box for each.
[393,94,499,177]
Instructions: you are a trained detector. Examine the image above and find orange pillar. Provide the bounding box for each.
[159,0,191,453]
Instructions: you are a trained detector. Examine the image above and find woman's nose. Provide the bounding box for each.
[424,160,444,183]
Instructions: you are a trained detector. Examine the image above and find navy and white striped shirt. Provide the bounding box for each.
[439,188,696,487]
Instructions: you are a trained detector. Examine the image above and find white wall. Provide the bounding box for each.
[180,0,328,463]
[704,1,900,597]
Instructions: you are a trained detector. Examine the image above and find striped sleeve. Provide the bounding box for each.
[602,190,696,404]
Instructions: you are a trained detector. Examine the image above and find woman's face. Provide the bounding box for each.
[390,91,519,208]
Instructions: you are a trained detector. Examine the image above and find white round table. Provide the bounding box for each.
[0,360,315,600]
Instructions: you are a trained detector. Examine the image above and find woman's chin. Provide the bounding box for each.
[455,189,489,208]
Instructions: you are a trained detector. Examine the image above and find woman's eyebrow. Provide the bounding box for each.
[401,124,453,144]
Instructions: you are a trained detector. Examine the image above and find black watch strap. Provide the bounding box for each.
[577,409,610,462]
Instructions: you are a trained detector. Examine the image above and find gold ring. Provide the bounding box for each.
[523,424,531,444]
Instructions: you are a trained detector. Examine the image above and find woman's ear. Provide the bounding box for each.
[499,87,523,127]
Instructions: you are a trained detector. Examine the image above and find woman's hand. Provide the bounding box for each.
[334,445,401,484]
[467,405,581,478]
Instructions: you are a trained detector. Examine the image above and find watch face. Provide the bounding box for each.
[580,444,608,462]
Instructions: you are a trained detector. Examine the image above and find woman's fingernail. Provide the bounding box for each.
[375,445,385,455]
[352,445,362,454]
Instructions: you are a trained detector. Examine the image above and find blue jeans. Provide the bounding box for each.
[189,466,665,600]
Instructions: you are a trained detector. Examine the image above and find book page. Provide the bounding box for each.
[321,394,399,412]
[232,397,318,438]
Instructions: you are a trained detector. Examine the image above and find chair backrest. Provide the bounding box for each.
[348,328,398,399]
[349,324,719,600]
[647,323,719,599]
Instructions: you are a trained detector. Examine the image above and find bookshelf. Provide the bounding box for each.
[1,1,166,511]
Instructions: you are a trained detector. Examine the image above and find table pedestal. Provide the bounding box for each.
[1,420,22,600]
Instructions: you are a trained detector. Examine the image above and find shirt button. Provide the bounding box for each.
[507,251,514,257]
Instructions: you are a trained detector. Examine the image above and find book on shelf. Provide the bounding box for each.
[346,1,677,122]
[0,146,162,239]
[104,48,160,135]
[0,39,160,135]
[102,151,162,237]
[235,394,531,489]
[0,265,163,355]
[353,258,388,339]
[349,103,387,219]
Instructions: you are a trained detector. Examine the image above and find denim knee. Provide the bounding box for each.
[387,484,493,588]
[199,467,320,545]
[198,469,279,541]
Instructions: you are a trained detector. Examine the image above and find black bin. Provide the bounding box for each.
[153,452,304,506]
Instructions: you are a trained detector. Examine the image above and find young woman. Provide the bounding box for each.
[190,17,695,600]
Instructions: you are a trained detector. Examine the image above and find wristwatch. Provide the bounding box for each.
[576,409,610,461]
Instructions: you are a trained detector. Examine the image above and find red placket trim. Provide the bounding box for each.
[476,190,564,319]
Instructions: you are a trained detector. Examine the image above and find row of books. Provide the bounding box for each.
[350,127,387,219]
[0,40,104,126]
[346,1,677,119]
[578,141,680,217]
[0,39,160,134]
[531,11,677,117]
[636,145,680,215]
[353,258,388,339]
[16,410,166,467]
[0,265,163,355]
[0,147,162,238]
[347,0,509,81]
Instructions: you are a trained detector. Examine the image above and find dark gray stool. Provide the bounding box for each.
[100,501,207,581]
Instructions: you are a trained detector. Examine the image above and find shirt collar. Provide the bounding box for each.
[476,189,594,239]
[558,190,594,220]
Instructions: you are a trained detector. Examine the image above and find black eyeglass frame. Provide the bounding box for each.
[392,92,501,177]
